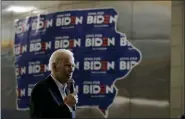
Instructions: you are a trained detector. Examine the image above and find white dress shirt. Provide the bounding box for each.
[50,74,73,112]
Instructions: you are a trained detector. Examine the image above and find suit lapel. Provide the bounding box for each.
[46,75,64,104]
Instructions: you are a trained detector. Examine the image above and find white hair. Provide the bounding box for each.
[48,49,74,71]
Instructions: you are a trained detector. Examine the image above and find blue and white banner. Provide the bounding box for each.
[14,8,142,117]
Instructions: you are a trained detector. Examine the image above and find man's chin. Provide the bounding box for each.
[65,76,71,81]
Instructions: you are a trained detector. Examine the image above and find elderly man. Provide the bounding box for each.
[29,49,78,119]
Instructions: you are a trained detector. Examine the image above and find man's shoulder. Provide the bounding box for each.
[32,75,51,93]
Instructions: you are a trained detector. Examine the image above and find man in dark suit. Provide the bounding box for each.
[29,49,78,119]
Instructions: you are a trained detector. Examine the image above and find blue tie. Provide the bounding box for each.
[71,110,75,119]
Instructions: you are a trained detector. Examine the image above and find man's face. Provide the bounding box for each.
[56,55,75,83]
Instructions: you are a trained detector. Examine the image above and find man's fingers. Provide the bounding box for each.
[65,95,77,104]
[71,93,78,99]
[64,96,67,102]
[71,93,77,97]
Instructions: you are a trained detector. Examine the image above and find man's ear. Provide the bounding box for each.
[52,63,57,72]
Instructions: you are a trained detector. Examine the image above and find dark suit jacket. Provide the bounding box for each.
[29,75,74,118]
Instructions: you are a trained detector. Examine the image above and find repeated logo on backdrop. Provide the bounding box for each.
[14,8,142,117]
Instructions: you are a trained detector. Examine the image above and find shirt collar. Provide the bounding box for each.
[50,74,67,91]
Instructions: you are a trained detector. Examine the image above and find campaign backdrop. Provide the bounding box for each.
[14,8,142,117]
